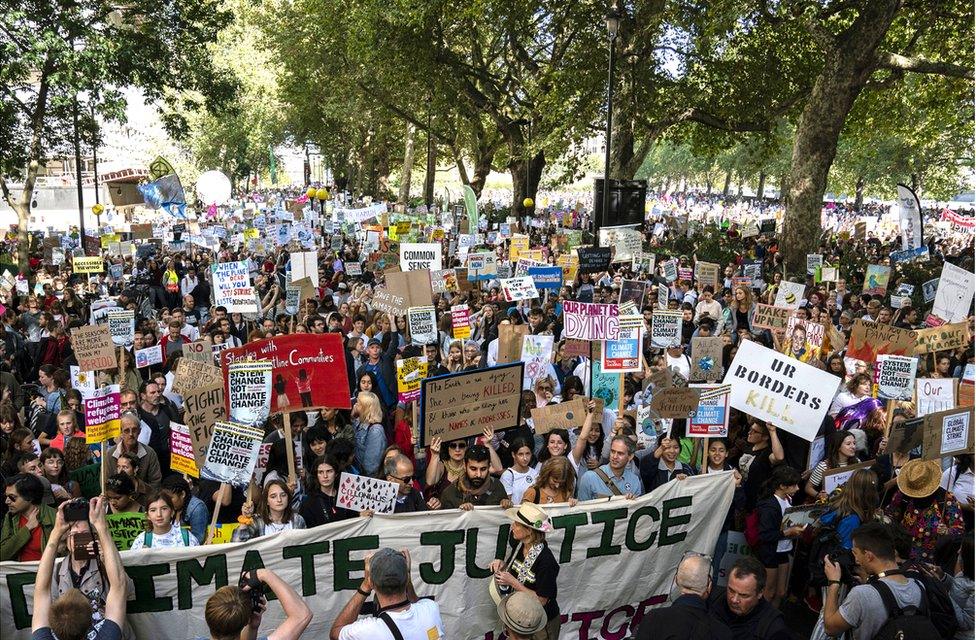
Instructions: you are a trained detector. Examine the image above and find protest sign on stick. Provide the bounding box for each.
[182,338,214,364]
[921,407,974,461]
[107,311,134,347]
[562,301,620,341]
[73,325,116,372]
[183,381,226,471]
[135,345,163,369]
[752,304,791,331]
[914,322,970,354]
[169,422,198,477]
[687,384,731,437]
[421,363,523,445]
[846,320,917,363]
[226,361,272,425]
[211,261,257,313]
[84,385,121,444]
[407,306,438,345]
[876,355,918,401]
[497,324,529,364]
[651,311,683,349]
[201,421,265,487]
[690,337,724,382]
[396,357,428,404]
[336,473,398,513]
[651,387,702,419]
[530,398,588,435]
[916,378,956,417]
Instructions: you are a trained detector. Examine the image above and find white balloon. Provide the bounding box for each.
[196,170,232,205]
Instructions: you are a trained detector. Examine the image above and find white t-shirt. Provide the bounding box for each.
[501,467,537,504]
[941,466,974,507]
[338,598,444,640]
[775,494,793,553]
[665,353,691,381]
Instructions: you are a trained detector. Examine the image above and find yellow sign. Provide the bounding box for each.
[100,233,120,248]
[523,249,544,262]
[557,254,579,281]
[396,357,429,403]
[73,257,104,274]
[509,235,530,262]
[243,228,259,240]
[208,523,240,545]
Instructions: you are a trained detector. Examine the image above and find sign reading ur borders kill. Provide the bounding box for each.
[724,339,839,441]
[420,363,523,445]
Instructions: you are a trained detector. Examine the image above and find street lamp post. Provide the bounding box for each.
[601,4,621,245]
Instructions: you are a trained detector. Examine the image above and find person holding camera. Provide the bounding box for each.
[329,547,444,640]
[1,473,57,561]
[203,568,311,640]
[32,497,128,640]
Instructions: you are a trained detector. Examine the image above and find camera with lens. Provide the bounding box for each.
[239,570,264,613]
[63,498,89,522]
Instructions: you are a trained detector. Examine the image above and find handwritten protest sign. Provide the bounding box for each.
[226,361,272,424]
[220,334,351,411]
[396,357,428,404]
[752,304,791,331]
[183,381,226,470]
[914,322,970,354]
[916,378,956,417]
[182,338,214,364]
[337,473,398,513]
[577,247,612,274]
[824,460,876,494]
[522,335,555,388]
[84,384,121,444]
[135,345,163,369]
[773,280,806,309]
[690,337,724,382]
[931,262,974,323]
[598,226,642,262]
[173,359,223,397]
[921,407,974,460]
[500,276,539,302]
[724,339,839,441]
[211,261,257,313]
[590,342,622,411]
[385,270,434,310]
[562,301,620,341]
[73,325,116,372]
[651,387,702,419]
[371,287,407,316]
[876,355,918,401]
[169,422,198,477]
[421,363,523,445]
[651,310,683,348]
[887,417,923,455]
[106,513,146,550]
[201,421,264,487]
[107,311,134,347]
[694,261,720,289]
[847,320,917,363]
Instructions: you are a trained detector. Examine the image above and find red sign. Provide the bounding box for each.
[220,334,351,411]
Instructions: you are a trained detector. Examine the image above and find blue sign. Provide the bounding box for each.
[527,266,563,290]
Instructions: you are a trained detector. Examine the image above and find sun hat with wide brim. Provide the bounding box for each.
[896,458,942,499]
[497,592,547,636]
[504,502,553,533]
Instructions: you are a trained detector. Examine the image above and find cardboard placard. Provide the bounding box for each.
[752,304,791,332]
[694,261,720,289]
[497,324,530,364]
[563,338,590,359]
[173,359,223,397]
[220,334,352,412]
[73,324,117,372]
[385,270,434,310]
[530,398,588,435]
[130,223,153,240]
[690,337,724,382]
[182,338,215,364]
[421,363,523,445]
[921,407,974,461]
[183,381,226,470]
[201,421,265,487]
[724,339,840,441]
[651,387,702,419]
[372,287,408,316]
[887,417,924,455]
[336,473,398,514]
[847,320,917,363]
[914,322,970,355]
[824,460,876,494]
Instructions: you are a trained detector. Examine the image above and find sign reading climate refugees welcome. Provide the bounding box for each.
[724,339,839,441]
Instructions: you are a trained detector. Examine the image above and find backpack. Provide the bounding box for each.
[869,578,941,640]
[144,529,190,547]
[900,567,960,638]
[807,516,853,588]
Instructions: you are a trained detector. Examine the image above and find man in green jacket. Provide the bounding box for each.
[1,474,58,562]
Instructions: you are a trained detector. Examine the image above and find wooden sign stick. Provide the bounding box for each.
[282,412,297,486]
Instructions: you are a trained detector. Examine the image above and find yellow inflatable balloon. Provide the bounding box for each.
[306,187,317,198]
[523,197,534,208]
[315,188,329,201]
[91,203,104,216]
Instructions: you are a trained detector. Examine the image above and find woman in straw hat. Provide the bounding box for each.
[885,458,965,562]
[488,502,560,640]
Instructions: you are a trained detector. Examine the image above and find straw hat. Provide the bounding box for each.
[504,502,553,533]
[896,459,942,499]
[497,592,547,636]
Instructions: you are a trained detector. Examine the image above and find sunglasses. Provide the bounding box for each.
[122,428,139,434]
[448,442,467,450]
[390,474,414,483]
[4,493,19,502]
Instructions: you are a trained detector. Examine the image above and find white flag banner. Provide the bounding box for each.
[0,473,734,640]
[896,183,922,250]
[932,261,975,323]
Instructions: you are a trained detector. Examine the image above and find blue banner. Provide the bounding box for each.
[527,265,563,290]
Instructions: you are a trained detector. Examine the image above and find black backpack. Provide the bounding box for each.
[807,517,854,587]
[900,567,960,638]
[869,578,941,640]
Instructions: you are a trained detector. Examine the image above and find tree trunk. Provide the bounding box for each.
[399,123,416,204]
[510,151,546,217]
[780,0,900,274]
[424,130,436,207]
[756,171,766,200]
[722,171,731,197]
[736,176,743,198]
[910,173,920,195]
[855,176,865,209]
[705,177,713,195]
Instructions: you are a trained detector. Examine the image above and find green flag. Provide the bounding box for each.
[463,185,478,231]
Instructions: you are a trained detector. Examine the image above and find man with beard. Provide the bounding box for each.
[439,445,512,510]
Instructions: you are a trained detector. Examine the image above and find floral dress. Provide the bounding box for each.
[885,488,964,562]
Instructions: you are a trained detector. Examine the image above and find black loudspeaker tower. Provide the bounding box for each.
[593,178,647,238]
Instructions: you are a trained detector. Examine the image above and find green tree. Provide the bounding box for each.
[0,0,235,271]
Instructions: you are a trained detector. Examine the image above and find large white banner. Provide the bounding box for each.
[1,474,734,640]
[724,339,839,441]
[896,184,922,250]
